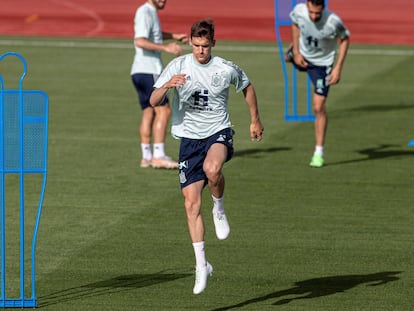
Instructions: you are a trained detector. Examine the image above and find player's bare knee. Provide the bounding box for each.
[313,102,326,114]
[204,165,221,184]
[184,199,201,218]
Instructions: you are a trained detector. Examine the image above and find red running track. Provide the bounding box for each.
[1,0,413,45]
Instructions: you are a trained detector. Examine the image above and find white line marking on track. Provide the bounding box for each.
[0,39,413,56]
[49,0,105,37]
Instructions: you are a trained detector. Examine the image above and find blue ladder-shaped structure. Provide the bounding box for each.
[274,0,328,122]
[0,52,49,308]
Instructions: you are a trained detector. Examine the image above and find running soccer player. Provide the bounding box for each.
[150,19,264,294]
[286,0,350,167]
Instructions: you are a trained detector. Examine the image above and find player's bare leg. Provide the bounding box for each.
[182,181,213,294]
[310,94,327,167]
[204,143,230,240]
[204,143,226,198]
[183,180,205,243]
[151,104,178,169]
[139,107,155,167]
[152,104,170,146]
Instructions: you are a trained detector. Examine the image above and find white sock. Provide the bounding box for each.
[314,145,324,156]
[212,195,224,215]
[192,241,206,269]
[153,143,165,159]
[141,144,152,161]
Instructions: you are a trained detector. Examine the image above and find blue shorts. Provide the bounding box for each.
[178,128,234,189]
[287,49,332,97]
[131,73,168,109]
[304,62,332,97]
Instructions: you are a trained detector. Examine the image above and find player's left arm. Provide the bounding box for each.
[242,83,264,142]
[329,36,350,85]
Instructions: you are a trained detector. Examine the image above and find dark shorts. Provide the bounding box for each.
[286,49,332,97]
[131,73,168,109]
[178,128,234,189]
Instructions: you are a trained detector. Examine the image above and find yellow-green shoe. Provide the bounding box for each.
[310,154,324,168]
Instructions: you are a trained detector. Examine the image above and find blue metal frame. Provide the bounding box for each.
[0,52,49,308]
[274,0,328,122]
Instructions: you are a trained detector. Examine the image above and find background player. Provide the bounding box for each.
[131,0,188,169]
[286,0,350,167]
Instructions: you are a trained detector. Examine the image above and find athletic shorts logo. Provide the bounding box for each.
[316,79,324,89]
[178,161,188,170]
[216,134,226,142]
[179,170,187,184]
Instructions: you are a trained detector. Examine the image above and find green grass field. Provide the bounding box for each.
[1,37,414,310]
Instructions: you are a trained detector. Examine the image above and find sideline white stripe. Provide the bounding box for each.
[0,39,413,56]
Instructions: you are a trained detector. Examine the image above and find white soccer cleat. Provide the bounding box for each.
[213,212,230,240]
[193,262,213,295]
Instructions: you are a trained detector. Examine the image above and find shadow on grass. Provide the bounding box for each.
[341,103,414,113]
[39,272,191,307]
[212,271,401,310]
[328,144,414,166]
[234,147,291,158]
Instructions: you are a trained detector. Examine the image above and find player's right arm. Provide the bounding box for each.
[149,74,186,107]
[291,24,308,68]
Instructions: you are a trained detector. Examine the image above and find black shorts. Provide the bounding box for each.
[305,63,332,97]
[131,73,168,109]
[286,48,332,97]
[178,128,234,189]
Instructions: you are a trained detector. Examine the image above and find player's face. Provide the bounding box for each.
[150,0,167,10]
[306,2,323,22]
[190,36,215,64]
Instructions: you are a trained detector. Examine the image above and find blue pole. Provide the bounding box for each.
[30,93,49,302]
[0,63,5,306]
[274,0,291,121]
[15,52,28,303]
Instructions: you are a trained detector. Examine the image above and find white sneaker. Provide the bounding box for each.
[140,158,152,168]
[193,262,213,295]
[213,212,230,240]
